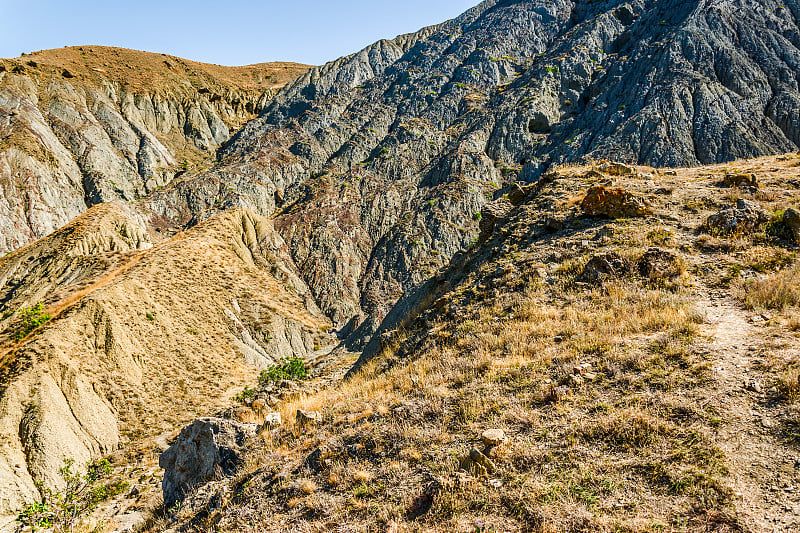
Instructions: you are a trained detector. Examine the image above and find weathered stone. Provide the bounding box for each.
[581,186,652,218]
[461,448,496,477]
[481,429,507,450]
[783,208,800,243]
[478,200,514,242]
[637,248,684,279]
[296,409,322,427]
[580,252,632,284]
[159,418,257,507]
[251,399,267,413]
[598,162,636,176]
[263,413,282,428]
[469,449,497,473]
[706,199,770,235]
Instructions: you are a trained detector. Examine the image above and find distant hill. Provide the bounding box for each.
[0,46,310,254]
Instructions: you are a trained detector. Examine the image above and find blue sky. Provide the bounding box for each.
[0,1,477,66]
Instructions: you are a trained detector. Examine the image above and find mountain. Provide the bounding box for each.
[0,46,310,254]
[143,0,800,348]
[3,0,800,528]
[0,202,331,514]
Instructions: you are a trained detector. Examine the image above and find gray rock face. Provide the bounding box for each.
[159,418,257,508]
[0,55,285,255]
[150,0,800,348]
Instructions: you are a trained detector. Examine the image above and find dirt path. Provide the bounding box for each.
[701,290,800,532]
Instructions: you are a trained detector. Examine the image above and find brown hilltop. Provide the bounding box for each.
[11,45,310,93]
[0,46,312,256]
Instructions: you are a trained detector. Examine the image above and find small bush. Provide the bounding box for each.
[17,458,127,531]
[234,385,257,404]
[14,303,51,340]
[765,210,795,242]
[258,356,308,386]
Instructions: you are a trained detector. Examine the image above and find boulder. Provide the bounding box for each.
[637,248,684,279]
[481,429,507,448]
[481,429,507,456]
[460,448,497,477]
[478,199,514,241]
[598,162,636,176]
[296,409,322,427]
[581,186,652,218]
[580,252,632,283]
[706,199,769,235]
[159,418,257,507]
[782,208,800,243]
[263,412,282,428]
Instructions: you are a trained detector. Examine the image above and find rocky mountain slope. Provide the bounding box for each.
[0,46,310,254]
[143,0,800,349]
[0,203,332,515]
[151,154,800,533]
[3,0,800,528]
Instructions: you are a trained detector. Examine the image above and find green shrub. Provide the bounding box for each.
[234,386,257,404]
[258,356,308,386]
[14,303,51,340]
[17,458,127,531]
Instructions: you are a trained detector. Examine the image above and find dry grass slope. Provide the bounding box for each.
[151,154,800,533]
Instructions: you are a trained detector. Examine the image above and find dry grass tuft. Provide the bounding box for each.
[734,264,800,310]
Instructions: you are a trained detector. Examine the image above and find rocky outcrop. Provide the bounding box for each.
[706,199,770,235]
[159,418,257,508]
[0,47,310,255]
[581,185,652,218]
[783,207,800,243]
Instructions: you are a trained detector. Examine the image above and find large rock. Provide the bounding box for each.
[478,200,514,242]
[159,418,257,508]
[580,252,632,284]
[637,248,684,280]
[782,208,800,243]
[581,186,652,219]
[706,199,770,236]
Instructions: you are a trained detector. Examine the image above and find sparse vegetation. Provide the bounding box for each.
[734,263,800,310]
[258,356,308,386]
[14,303,51,340]
[17,458,127,532]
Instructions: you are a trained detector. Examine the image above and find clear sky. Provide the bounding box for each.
[0,1,478,66]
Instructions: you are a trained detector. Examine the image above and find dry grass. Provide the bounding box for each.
[138,158,800,532]
[734,263,800,310]
[166,251,731,531]
[7,46,310,93]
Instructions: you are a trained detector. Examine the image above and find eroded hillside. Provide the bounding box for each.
[0,203,332,515]
[151,154,800,533]
[0,46,310,253]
